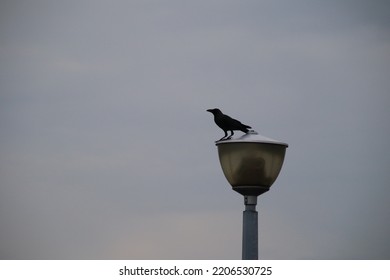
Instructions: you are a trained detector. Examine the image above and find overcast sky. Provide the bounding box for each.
[1,0,389,259]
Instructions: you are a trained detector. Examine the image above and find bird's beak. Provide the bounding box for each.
[206,109,212,112]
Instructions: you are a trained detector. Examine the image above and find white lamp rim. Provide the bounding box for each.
[216,131,288,147]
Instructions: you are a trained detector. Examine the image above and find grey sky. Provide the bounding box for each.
[1,0,389,259]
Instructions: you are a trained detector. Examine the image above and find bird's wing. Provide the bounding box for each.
[220,114,244,128]
[226,114,243,125]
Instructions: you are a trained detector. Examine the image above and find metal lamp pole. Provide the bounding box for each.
[242,195,258,259]
[215,131,288,260]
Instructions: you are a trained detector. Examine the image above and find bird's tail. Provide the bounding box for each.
[241,124,252,133]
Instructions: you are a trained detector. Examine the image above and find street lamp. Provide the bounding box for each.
[215,131,288,260]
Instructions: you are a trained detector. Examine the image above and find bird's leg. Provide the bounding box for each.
[218,130,228,141]
[227,130,234,139]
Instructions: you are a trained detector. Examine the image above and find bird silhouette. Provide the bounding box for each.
[207,108,252,141]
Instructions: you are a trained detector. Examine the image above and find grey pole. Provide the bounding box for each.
[214,132,288,260]
[242,195,258,260]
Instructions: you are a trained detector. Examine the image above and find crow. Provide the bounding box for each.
[207,108,252,141]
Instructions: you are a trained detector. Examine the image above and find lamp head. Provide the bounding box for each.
[216,132,288,196]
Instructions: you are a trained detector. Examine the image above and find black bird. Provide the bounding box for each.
[207,108,252,141]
